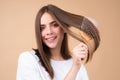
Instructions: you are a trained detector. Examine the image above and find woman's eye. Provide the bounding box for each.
[40,26,45,31]
[53,23,59,27]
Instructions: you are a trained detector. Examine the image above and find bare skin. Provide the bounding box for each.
[64,43,88,80]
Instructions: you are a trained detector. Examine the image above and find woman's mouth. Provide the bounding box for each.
[45,36,57,43]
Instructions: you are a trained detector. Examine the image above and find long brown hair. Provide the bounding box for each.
[35,4,100,79]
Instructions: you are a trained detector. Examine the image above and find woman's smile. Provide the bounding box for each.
[45,36,57,43]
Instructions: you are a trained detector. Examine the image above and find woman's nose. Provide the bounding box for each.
[46,26,52,35]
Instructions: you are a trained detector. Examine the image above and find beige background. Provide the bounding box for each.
[0,0,120,80]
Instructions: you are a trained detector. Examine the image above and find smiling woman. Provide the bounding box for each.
[40,13,65,50]
[16,4,100,80]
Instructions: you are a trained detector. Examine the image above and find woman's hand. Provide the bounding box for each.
[72,42,88,67]
[64,43,88,80]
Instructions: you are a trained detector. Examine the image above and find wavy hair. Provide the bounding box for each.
[35,4,100,79]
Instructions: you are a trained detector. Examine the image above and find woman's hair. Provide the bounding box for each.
[35,4,100,79]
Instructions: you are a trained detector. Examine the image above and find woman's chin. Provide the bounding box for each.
[47,44,57,49]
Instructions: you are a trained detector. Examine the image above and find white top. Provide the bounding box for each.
[16,50,89,80]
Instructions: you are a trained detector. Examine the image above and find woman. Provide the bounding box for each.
[16,4,100,80]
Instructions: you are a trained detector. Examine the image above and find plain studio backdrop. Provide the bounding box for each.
[0,0,120,80]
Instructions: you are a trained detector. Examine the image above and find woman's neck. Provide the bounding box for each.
[50,48,64,61]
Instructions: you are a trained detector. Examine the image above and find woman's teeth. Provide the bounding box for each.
[46,36,56,41]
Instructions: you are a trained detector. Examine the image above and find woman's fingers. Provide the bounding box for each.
[72,42,88,65]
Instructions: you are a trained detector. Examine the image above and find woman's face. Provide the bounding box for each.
[40,12,64,49]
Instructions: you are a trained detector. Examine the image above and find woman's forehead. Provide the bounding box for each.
[40,12,55,24]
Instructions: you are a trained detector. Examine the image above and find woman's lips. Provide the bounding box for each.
[45,36,57,43]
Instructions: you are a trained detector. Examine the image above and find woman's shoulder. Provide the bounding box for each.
[18,50,40,63]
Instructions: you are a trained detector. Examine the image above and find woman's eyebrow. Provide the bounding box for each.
[40,21,57,26]
[40,24,45,27]
[50,21,56,25]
